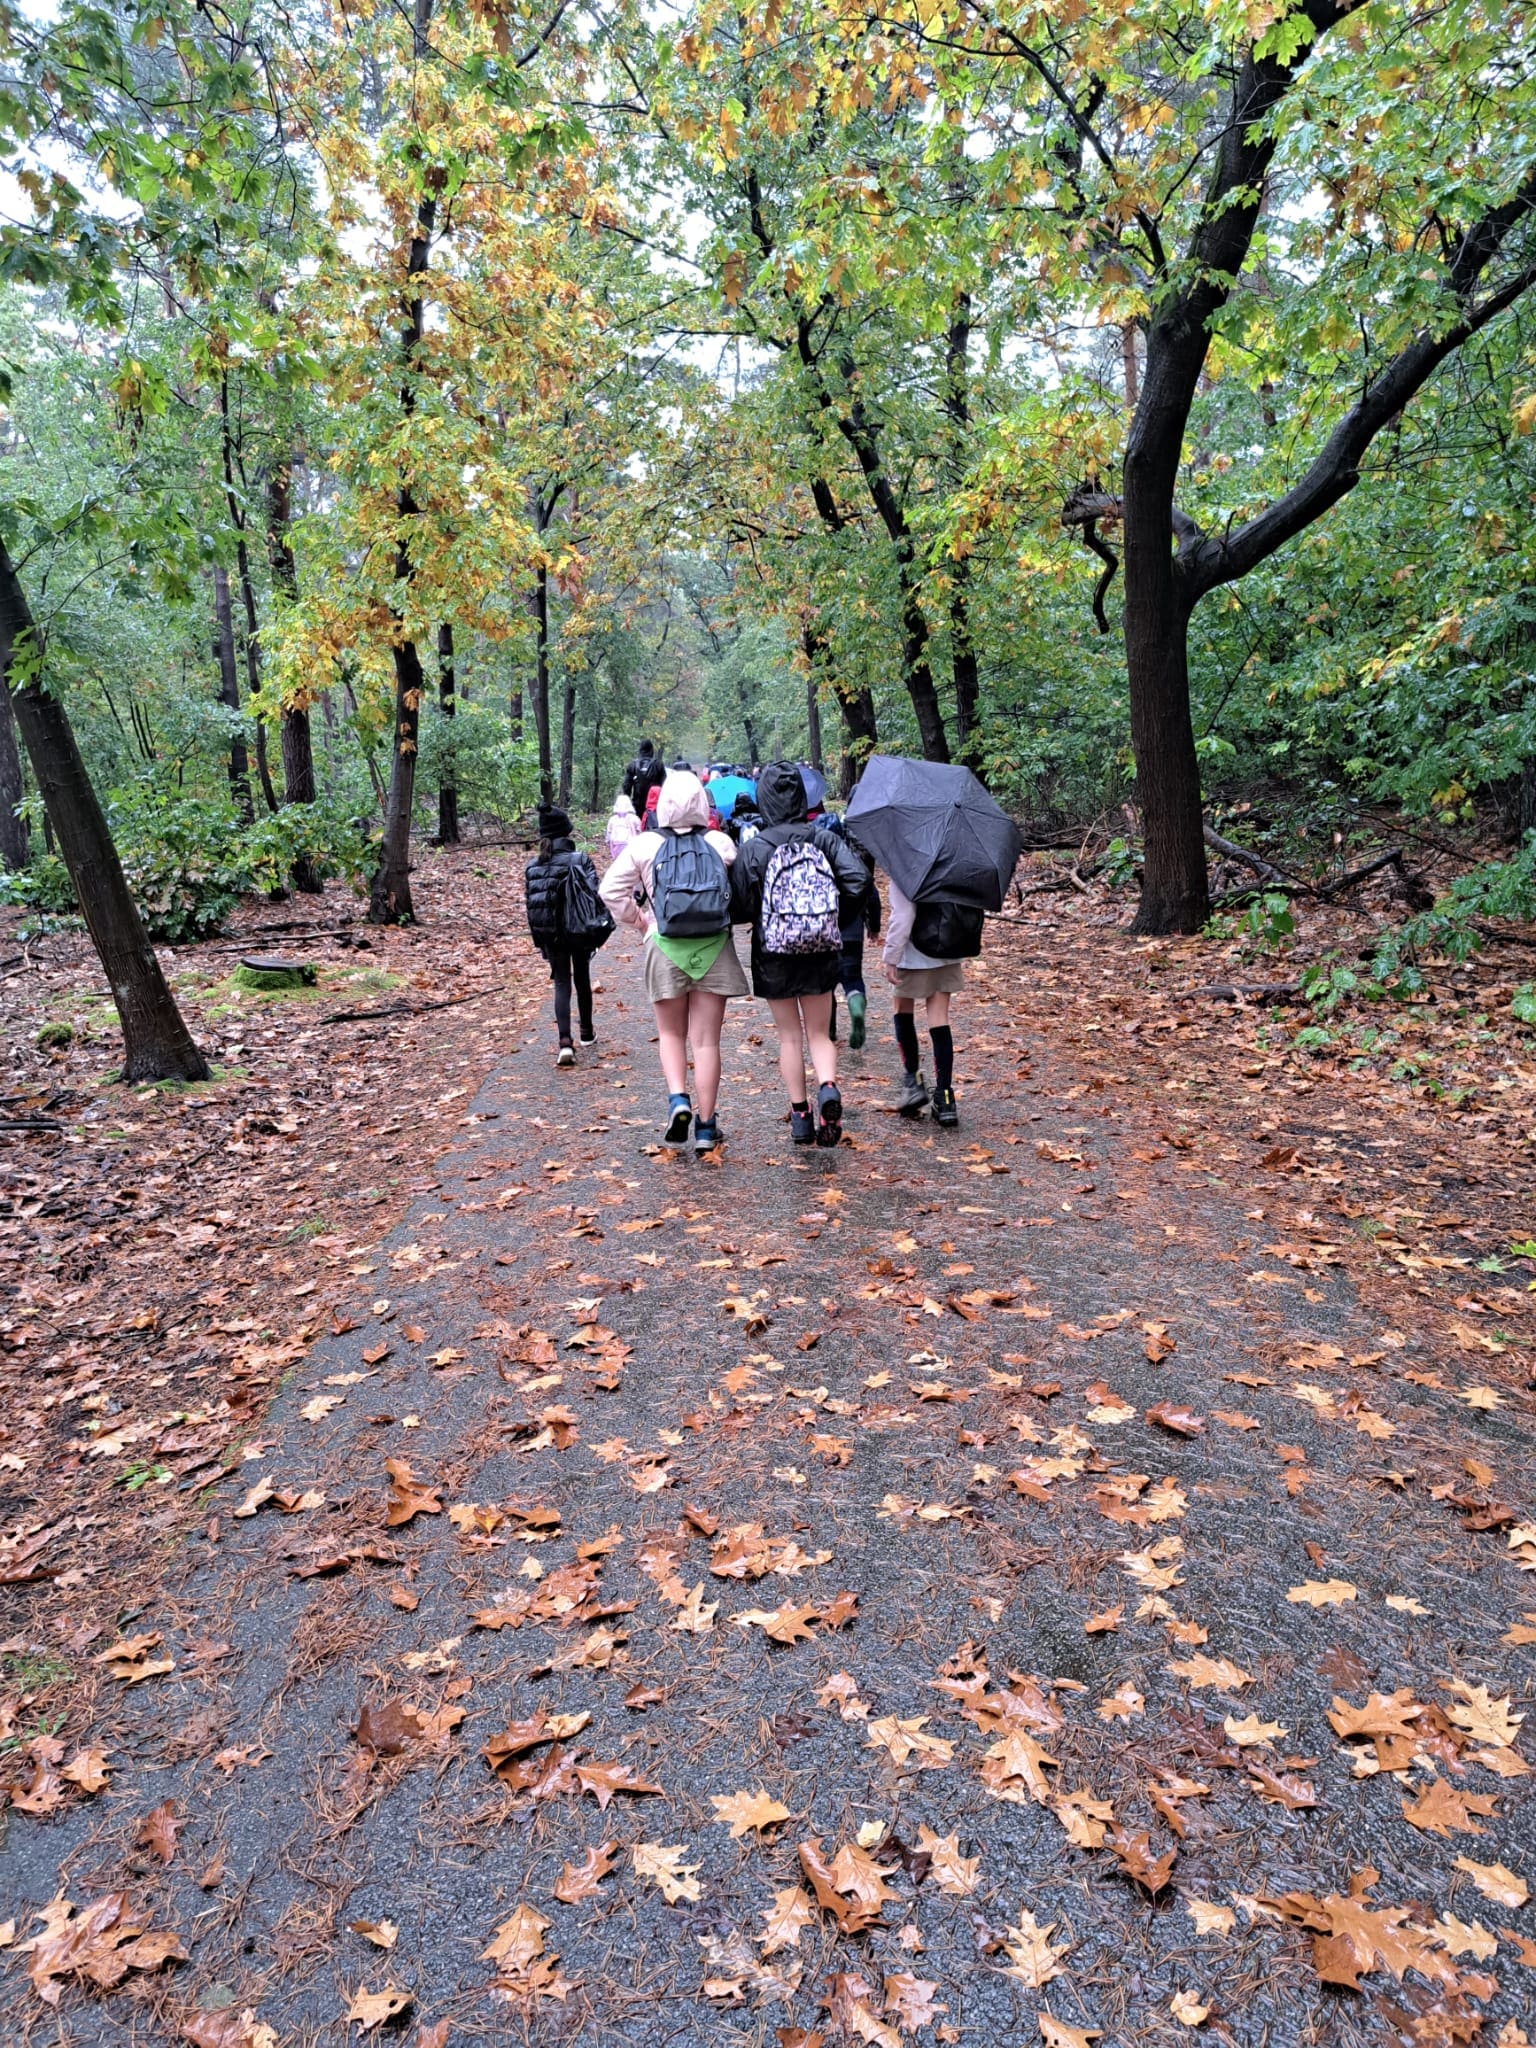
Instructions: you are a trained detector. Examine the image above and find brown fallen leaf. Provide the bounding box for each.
[1039,2016,1101,2048]
[1453,1855,1528,1908]
[349,1920,399,1950]
[574,1760,664,1810]
[1109,1826,1176,1895]
[180,2009,279,2048]
[347,1983,413,2030]
[1287,1579,1357,1607]
[1167,1654,1255,1692]
[799,1837,898,1933]
[1001,1909,1069,1987]
[60,1747,111,1795]
[1246,1764,1318,1810]
[553,1841,618,1904]
[356,1701,427,1757]
[19,1892,188,2005]
[136,1799,182,1866]
[631,1842,701,1904]
[758,1886,818,1956]
[1402,1779,1498,1837]
[915,1826,979,1895]
[1146,1402,1203,1436]
[1084,1603,1123,1634]
[383,1458,442,1527]
[711,1787,793,1837]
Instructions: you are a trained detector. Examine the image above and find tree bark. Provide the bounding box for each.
[0,663,27,869]
[589,695,603,812]
[211,566,252,821]
[944,299,982,765]
[530,555,553,806]
[0,538,208,1081]
[267,458,322,892]
[803,628,823,775]
[369,0,438,924]
[219,373,278,815]
[557,653,575,809]
[436,620,459,844]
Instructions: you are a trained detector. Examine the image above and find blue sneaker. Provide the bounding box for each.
[815,1082,842,1148]
[694,1117,722,1153]
[664,1094,692,1148]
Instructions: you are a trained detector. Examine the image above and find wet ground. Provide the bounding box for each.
[4,926,1533,2046]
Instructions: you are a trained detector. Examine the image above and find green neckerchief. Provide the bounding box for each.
[652,928,729,979]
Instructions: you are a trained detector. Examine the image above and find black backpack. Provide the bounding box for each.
[911,899,985,960]
[650,828,731,936]
[561,858,615,950]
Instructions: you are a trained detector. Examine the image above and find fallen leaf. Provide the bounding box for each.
[135,1799,182,1865]
[711,1788,793,1837]
[1170,1990,1210,2026]
[348,1985,413,2030]
[1287,1579,1357,1607]
[1453,1855,1528,1908]
[383,1458,442,1527]
[1039,2016,1101,2048]
[1401,1779,1498,1837]
[1001,1909,1068,1987]
[553,1841,618,1903]
[758,1886,818,1955]
[1185,1898,1235,1935]
[631,1842,702,1904]
[349,1920,399,1950]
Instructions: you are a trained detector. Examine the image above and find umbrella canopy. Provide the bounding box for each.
[705,773,757,816]
[846,754,1023,911]
[797,763,828,810]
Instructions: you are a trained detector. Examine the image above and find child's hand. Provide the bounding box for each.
[884,962,901,985]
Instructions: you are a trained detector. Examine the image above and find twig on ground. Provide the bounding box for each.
[318,982,505,1027]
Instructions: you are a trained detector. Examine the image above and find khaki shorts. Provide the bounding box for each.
[643,934,749,1002]
[890,961,965,999]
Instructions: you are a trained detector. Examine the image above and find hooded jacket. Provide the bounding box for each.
[599,770,737,934]
[729,763,869,998]
[525,834,603,955]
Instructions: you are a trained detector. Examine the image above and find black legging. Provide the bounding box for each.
[550,948,593,1042]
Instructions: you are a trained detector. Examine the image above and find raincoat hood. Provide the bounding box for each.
[655,769,711,833]
[757,759,808,827]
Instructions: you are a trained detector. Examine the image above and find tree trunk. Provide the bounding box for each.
[369,3,437,926]
[801,627,824,774]
[1519,753,1536,842]
[266,459,322,892]
[589,697,602,812]
[1122,323,1140,409]
[557,655,575,810]
[1122,553,1208,934]
[530,555,553,806]
[510,685,523,743]
[0,664,28,869]
[944,298,981,766]
[436,620,459,844]
[211,567,252,821]
[0,539,208,1081]
[219,373,278,815]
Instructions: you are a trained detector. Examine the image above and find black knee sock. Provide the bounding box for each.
[930,1025,954,1091]
[894,1012,920,1075]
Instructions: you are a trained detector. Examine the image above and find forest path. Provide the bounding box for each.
[5,924,1534,2047]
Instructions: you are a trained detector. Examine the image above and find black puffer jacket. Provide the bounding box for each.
[730,762,869,999]
[525,837,602,956]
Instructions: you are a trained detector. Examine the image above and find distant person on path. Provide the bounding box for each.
[606,785,641,862]
[599,770,746,1153]
[524,805,613,1067]
[623,738,665,822]
[824,812,880,1051]
[883,882,980,1127]
[730,760,869,1147]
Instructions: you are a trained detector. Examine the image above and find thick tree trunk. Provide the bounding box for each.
[0,667,27,869]
[0,539,208,1080]
[530,556,553,806]
[219,374,278,816]
[944,298,981,766]
[510,686,523,743]
[1122,545,1208,934]
[436,621,459,844]
[589,698,603,812]
[949,566,980,765]
[266,459,321,892]
[369,7,437,925]
[211,567,252,820]
[833,672,878,797]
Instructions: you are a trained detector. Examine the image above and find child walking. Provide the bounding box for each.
[730,761,870,1147]
[524,805,613,1066]
[824,813,880,1051]
[599,770,746,1152]
[883,881,981,1127]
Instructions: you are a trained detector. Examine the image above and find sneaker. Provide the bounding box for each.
[895,1071,928,1117]
[578,1025,596,1046]
[931,1086,959,1128]
[694,1117,722,1153]
[556,1042,575,1067]
[847,991,867,1051]
[789,1104,816,1145]
[664,1094,692,1148]
[815,1081,842,1148]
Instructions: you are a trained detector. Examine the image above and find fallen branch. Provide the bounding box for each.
[1472,920,1536,951]
[318,982,504,1027]
[1190,981,1307,1004]
[1202,824,1287,887]
[1315,848,1404,899]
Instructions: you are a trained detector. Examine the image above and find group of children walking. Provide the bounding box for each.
[524,761,969,1150]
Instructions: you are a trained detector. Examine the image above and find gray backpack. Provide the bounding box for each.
[650,828,730,937]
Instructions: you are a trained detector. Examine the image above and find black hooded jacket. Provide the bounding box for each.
[525,835,602,956]
[730,762,869,999]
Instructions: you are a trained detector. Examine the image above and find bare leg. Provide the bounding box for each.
[767,996,808,1104]
[653,994,690,1097]
[686,989,727,1121]
[924,991,951,1029]
[800,990,837,1089]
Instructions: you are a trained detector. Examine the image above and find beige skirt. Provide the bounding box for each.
[890,961,965,999]
[643,934,749,1002]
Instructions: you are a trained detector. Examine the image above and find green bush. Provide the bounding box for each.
[0,852,78,919]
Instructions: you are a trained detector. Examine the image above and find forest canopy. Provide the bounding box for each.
[0,0,1533,1069]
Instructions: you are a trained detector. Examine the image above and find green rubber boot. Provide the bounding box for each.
[847,990,867,1050]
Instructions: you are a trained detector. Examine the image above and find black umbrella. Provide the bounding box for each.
[797,763,828,810]
[846,754,1023,911]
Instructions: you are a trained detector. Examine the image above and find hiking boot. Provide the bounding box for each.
[556,1041,575,1067]
[664,1094,692,1148]
[815,1082,843,1148]
[895,1071,929,1118]
[693,1117,723,1154]
[847,991,867,1051]
[931,1086,959,1128]
[789,1104,816,1145]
